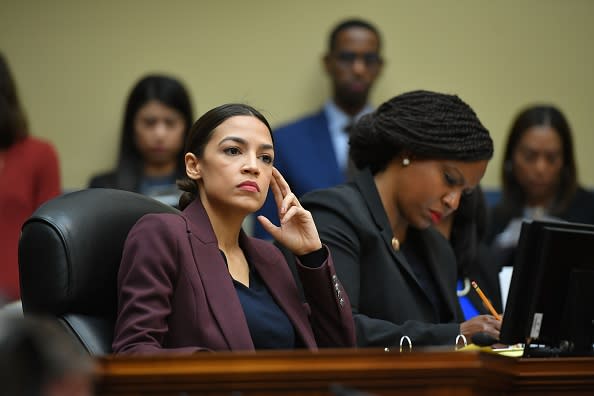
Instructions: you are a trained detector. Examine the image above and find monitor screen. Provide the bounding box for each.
[499,220,594,356]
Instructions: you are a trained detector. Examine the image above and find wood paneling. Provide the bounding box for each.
[95,349,594,395]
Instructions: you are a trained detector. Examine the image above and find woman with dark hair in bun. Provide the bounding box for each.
[301,90,501,347]
[112,103,355,354]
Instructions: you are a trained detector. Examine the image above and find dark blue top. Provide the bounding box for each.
[219,251,294,349]
[222,247,326,349]
[233,269,296,349]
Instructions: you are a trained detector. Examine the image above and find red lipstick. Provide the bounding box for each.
[238,181,260,192]
[429,210,442,224]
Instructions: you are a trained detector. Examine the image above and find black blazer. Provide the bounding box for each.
[301,168,462,347]
[88,170,127,189]
[88,167,186,193]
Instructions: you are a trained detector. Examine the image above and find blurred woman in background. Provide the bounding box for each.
[486,105,594,266]
[88,74,193,206]
[0,52,61,302]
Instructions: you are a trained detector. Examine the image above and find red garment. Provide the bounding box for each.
[0,137,61,301]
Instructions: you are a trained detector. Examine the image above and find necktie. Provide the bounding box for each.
[344,121,357,181]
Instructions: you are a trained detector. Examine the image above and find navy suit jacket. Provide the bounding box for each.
[254,110,346,239]
[112,198,355,354]
[302,169,463,347]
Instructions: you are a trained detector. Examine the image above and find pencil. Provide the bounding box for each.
[471,281,502,321]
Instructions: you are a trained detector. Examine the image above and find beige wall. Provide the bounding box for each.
[1,0,593,190]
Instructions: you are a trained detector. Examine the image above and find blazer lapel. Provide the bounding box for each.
[241,234,316,348]
[354,169,428,297]
[183,200,254,350]
[416,229,459,320]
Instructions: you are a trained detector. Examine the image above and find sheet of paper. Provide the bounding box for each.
[499,266,514,311]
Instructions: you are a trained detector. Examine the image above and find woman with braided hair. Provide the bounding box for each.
[301,90,501,347]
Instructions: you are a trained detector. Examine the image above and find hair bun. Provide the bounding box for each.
[176,179,198,210]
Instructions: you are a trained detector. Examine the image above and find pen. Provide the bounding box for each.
[471,280,502,321]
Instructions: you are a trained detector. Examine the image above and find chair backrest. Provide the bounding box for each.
[18,188,181,355]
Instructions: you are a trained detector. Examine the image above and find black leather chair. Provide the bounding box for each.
[18,188,181,355]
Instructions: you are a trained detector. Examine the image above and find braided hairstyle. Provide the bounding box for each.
[177,103,273,210]
[350,90,493,174]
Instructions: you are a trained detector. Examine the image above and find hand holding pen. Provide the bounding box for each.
[458,281,502,342]
[471,281,502,321]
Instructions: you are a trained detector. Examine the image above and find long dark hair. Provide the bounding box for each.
[0,53,28,149]
[177,103,272,210]
[501,105,577,217]
[114,74,194,191]
[350,90,493,174]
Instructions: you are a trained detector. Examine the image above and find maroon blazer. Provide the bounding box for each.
[112,199,355,354]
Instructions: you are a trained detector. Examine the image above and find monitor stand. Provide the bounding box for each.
[523,270,594,357]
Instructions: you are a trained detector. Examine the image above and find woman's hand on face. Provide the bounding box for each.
[459,314,501,343]
[257,168,323,256]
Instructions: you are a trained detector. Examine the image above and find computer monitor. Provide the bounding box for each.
[499,220,594,357]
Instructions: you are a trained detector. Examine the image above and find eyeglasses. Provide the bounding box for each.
[333,51,382,67]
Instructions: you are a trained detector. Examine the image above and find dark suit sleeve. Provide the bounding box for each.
[112,215,208,355]
[306,198,460,348]
[294,246,356,348]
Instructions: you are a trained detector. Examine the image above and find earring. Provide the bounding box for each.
[402,158,410,166]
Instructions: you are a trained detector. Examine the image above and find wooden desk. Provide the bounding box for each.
[96,349,594,395]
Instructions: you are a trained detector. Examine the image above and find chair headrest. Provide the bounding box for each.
[19,188,181,317]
